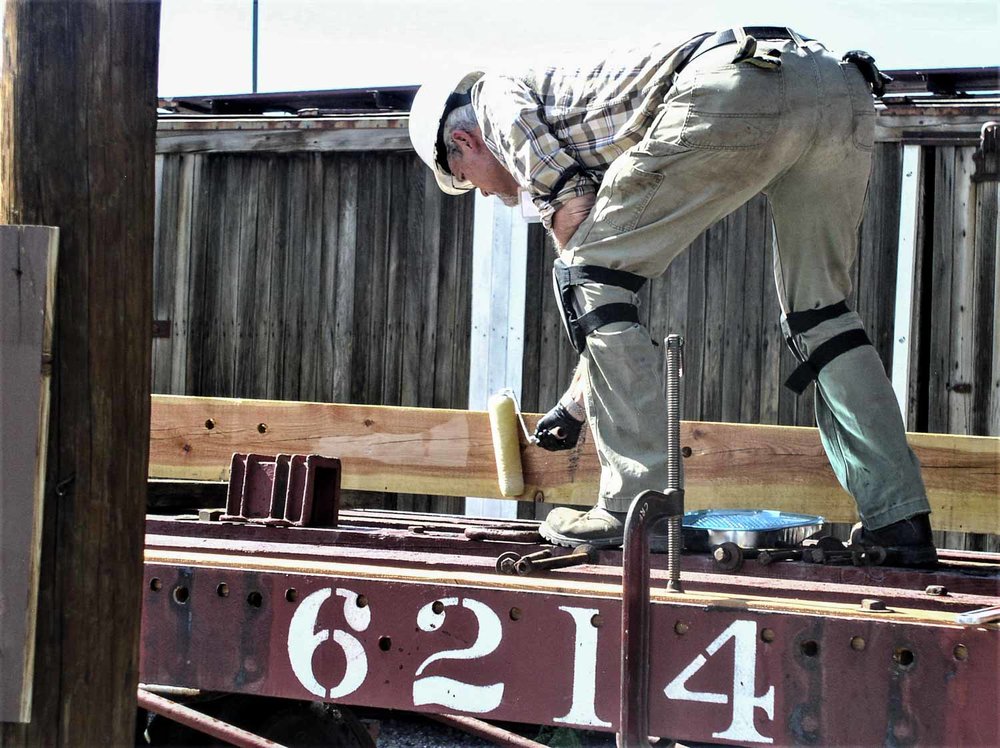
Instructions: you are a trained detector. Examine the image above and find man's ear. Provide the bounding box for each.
[451,128,482,154]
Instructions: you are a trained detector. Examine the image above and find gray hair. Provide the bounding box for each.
[441,103,479,159]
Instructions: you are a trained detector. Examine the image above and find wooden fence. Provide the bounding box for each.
[152,115,999,538]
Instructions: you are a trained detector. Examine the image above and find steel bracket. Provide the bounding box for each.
[221,453,341,528]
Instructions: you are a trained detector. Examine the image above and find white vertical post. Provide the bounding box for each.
[465,193,528,518]
[891,144,922,425]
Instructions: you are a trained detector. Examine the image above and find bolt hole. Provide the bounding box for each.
[800,640,819,657]
[257,423,268,434]
[431,600,444,615]
[204,419,215,430]
[149,578,162,592]
[356,595,369,608]
[893,648,914,668]
[247,591,263,608]
[285,588,297,603]
[509,607,522,621]
[761,628,775,643]
[953,644,968,661]
[591,614,603,628]
[172,586,190,604]
[217,583,229,598]
[851,636,866,651]
[378,637,392,652]
[674,621,689,635]
[681,446,693,458]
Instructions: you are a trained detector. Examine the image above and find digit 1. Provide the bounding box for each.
[553,606,612,728]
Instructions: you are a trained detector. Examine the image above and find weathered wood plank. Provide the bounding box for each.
[948,147,978,434]
[233,157,264,398]
[721,204,748,422]
[151,155,178,393]
[332,156,359,404]
[152,106,999,157]
[296,153,326,399]
[248,156,277,399]
[971,179,998,437]
[683,233,708,421]
[416,167,444,408]
[156,121,412,155]
[874,108,1000,143]
[0,226,57,723]
[984,181,1000,437]
[315,155,340,403]
[263,159,290,399]
[199,156,235,395]
[737,197,766,424]
[927,146,957,432]
[433,191,462,408]
[701,222,727,420]
[168,154,198,395]
[148,395,1000,533]
[366,156,390,408]
[382,154,406,406]
[279,156,309,400]
[400,156,426,410]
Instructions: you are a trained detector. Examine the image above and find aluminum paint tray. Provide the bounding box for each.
[682,509,824,551]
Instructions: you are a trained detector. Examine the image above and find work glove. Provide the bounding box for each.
[534,398,585,451]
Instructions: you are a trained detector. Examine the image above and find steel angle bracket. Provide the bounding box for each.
[221,453,341,528]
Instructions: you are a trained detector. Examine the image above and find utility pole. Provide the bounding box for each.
[0,1,160,745]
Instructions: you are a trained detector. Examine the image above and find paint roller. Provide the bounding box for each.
[487,390,538,497]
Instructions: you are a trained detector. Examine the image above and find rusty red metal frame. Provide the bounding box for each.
[141,511,1000,747]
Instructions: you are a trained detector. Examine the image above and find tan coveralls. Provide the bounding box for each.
[473,30,931,528]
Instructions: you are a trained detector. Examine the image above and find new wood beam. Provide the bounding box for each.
[150,395,1000,533]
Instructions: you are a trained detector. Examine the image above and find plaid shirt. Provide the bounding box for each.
[470,35,704,227]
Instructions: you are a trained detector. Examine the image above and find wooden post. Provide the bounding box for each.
[0,1,160,745]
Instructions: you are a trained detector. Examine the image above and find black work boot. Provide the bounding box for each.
[851,513,938,568]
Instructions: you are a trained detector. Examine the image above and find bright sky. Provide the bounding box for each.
[158,0,999,96]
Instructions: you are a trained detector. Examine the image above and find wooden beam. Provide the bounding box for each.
[1,2,160,744]
[0,226,57,723]
[149,395,1000,533]
[156,118,412,154]
[875,106,1000,143]
[152,106,1000,157]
